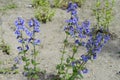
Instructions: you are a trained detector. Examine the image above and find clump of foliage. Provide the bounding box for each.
[93,0,115,31]
[0,67,18,74]
[0,3,17,11]
[35,7,55,23]
[32,0,49,8]
[0,40,10,55]
[53,0,86,9]
[32,0,55,23]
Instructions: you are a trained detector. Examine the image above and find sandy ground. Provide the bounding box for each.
[0,0,120,80]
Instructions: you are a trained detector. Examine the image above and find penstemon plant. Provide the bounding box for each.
[56,2,111,80]
[13,17,41,80]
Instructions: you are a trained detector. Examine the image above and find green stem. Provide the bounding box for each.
[32,28,36,71]
[33,42,36,70]
[79,52,92,71]
[60,34,68,65]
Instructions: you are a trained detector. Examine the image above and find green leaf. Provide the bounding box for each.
[22,56,28,62]
[78,73,83,78]
[19,50,27,54]
[96,1,101,7]
[56,65,60,70]
[65,31,70,35]
[34,50,39,56]
[26,62,30,66]
[31,59,38,66]
[66,58,70,63]
[32,74,39,79]
[72,46,77,53]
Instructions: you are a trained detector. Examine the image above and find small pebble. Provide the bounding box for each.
[26,4,33,8]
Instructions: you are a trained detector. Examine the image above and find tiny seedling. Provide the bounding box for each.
[0,3,17,11]
[0,41,10,55]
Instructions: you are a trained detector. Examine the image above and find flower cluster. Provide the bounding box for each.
[57,2,111,80]
[67,2,78,15]
[81,29,110,62]
[14,17,41,79]
[15,17,40,45]
[64,2,78,38]
[65,2,91,41]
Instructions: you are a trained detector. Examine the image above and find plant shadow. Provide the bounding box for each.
[37,72,61,80]
[102,37,120,59]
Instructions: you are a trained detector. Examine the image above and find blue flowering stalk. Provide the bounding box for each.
[57,2,111,80]
[14,17,41,79]
[57,2,83,80]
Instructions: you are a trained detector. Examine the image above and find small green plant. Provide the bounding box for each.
[0,41,10,55]
[35,7,55,23]
[0,67,18,74]
[0,22,10,55]
[32,0,50,8]
[0,3,17,11]
[0,60,18,74]
[53,0,61,8]
[93,0,115,30]
[32,0,55,23]
[53,0,86,9]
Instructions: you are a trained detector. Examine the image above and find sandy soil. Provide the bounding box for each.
[0,0,120,80]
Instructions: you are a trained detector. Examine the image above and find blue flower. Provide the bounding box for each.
[82,68,88,74]
[79,34,86,38]
[81,42,86,46]
[28,18,40,33]
[66,17,78,25]
[24,28,33,37]
[15,17,25,30]
[93,53,97,59]
[34,18,40,27]
[75,39,80,44]
[104,34,110,43]
[85,28,91,35]
[14,56,22,64]
[18,39,24,43]
[67,2,78,15]
[34,27,40,32]
[29,18,39,26]
[17,46,23,52]
[15,30,21,36]
[82,20,90,28]
[25,45,29,51]
[28,37,33,43]
[71,61,75,67]
[15,17,24,26]
[69,26,75,36]
[28,19,34,27]
[81,55,88,62]
[34,39,40,45]
[76,26,83,32]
